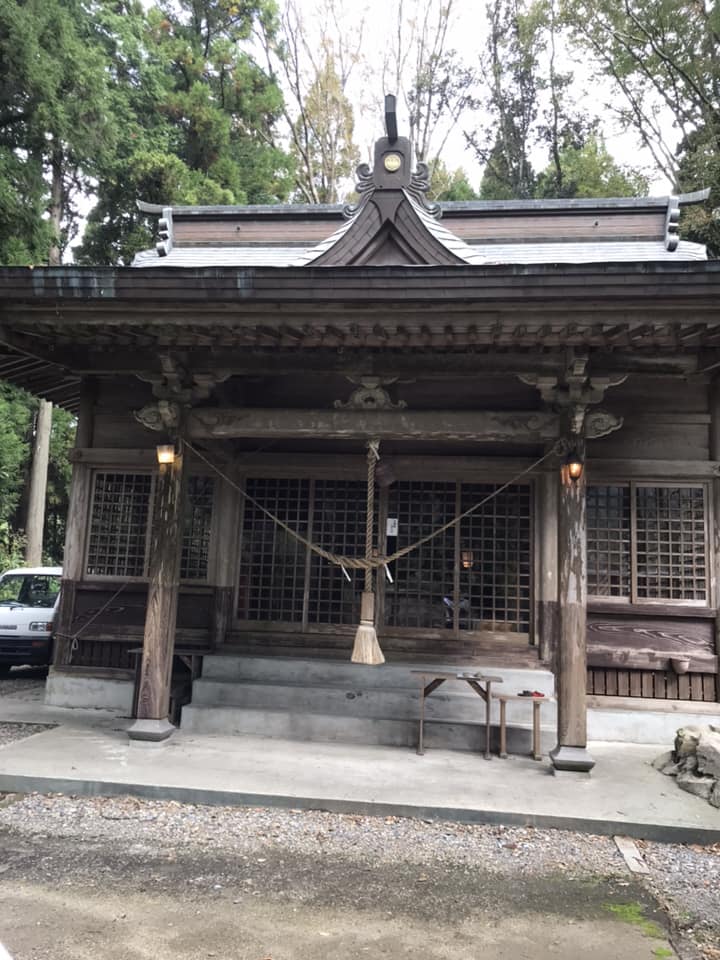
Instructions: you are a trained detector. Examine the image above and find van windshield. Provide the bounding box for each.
[0,574,61,608]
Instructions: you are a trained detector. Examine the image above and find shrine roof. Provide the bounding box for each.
[133,117,709,268]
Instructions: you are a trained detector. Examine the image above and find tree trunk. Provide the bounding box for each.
[25,400,52,566]
[48,146,63,266]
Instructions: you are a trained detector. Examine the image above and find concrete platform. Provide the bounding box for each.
[0,708,719,843]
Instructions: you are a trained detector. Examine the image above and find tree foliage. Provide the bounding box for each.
[560,0,720,252]
[0,0,116,263]
[380,0,476,180]
[0,385,74,569]
[77,0,292,265]
[258,0,361,205]
[536,135,649,199]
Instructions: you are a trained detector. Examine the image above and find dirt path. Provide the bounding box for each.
[0,826,678,960]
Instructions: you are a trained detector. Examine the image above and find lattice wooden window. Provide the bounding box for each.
[635,486,707,601]
[86,472,153,577]
[587,484,708,604]
[181,476,215,580]
[307,480,366,625]
[385,481,531,633]
[239,478,309,622]
[462,483,531,632]
[385,482,456,629]
[587,486,631,597]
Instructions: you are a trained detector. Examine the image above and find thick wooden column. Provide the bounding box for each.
[549,450,595,772]
[128,446,185,741]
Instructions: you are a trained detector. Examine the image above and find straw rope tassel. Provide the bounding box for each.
[351,439,385,665]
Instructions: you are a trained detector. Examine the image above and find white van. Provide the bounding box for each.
[0,567,62,675]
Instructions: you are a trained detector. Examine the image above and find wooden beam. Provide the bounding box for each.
[128,447,185,741]
[550,453,594,772]
[188,407,559,443]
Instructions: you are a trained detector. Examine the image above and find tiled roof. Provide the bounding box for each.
[132,238,706,268]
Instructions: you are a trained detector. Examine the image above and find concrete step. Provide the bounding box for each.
[190,677,556,727]
[201,654,555,695]
[180,703,555,755]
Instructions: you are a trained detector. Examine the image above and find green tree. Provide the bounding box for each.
[45,406,75,564]
[259,0,362,204]
[77,0,292,265]
[0,0,116,263]
[561,0,720,254]
[536,135,649,199]
[429,161,478,201]
[287,46,359,204]
[470,0,541,200]
[0,384,75,569]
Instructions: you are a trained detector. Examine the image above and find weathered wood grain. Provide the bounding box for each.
[189,408,559,442]
[135,450,185,722]
[556,462,588,747]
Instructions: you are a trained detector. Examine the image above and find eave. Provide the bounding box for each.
[1,261,720,411]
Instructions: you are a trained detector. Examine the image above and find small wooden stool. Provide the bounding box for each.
[493,693,550,761]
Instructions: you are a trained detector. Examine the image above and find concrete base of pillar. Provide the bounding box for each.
[550,744,595,773]
[127,718,175,742]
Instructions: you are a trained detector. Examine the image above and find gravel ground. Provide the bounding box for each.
[0,667,47,701]
[0,723,55,748]
[0,793,718,956]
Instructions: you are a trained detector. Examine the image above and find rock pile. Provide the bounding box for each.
[654,725,720,808]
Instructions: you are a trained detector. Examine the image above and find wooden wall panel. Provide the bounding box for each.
[587,613,717,673]
[589,422,709,461]
[587,667,717,701]
[172,211,664,246]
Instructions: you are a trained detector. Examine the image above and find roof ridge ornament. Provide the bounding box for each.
[342,95,440,221]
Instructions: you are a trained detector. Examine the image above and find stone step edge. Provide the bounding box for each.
[181,703,552,732]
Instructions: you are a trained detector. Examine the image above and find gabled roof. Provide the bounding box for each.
[132,127,709,268]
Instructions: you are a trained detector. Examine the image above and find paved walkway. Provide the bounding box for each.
[0,691,719,843]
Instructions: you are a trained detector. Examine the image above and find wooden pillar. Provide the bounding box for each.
[25,399,52,566]
[53,380,94,668]
[128,444,185,741]
[710,377,720,700]
[210,472,241,648]
[549,445,595,772]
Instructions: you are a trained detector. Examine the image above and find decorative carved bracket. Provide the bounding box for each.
[520,352,626,436]
[584,409,623,439]
[334,377,407,411]
[135,400,181,432]
[136,354,231,405]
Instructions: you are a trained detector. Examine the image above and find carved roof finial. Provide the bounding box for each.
[385,93,398,144]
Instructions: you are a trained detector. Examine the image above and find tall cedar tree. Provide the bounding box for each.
[0,0,115,263]
[77,0,292,265]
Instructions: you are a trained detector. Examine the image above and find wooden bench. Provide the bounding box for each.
[493,693,552,761]
[411,670,503,759]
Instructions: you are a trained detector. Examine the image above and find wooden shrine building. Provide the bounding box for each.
[1,110,720,770]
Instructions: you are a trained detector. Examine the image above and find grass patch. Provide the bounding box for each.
[652,949,674,958]
[603,902,665,939]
